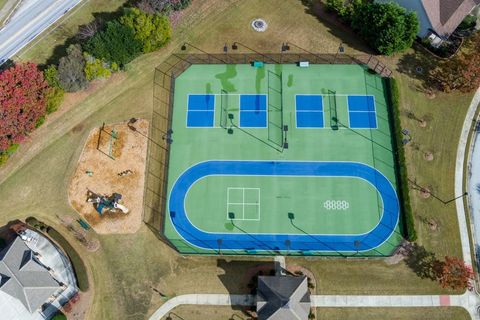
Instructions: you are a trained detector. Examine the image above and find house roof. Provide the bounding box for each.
[421,0,480,37]
[0,237,60,313]
[256,275,311,320]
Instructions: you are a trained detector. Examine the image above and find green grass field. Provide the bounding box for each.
[160,305,470,320]
[164,63,402,256]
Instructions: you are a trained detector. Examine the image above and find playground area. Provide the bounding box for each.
[68,119,149,234]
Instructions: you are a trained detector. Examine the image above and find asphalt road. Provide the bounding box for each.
[0,0,83,65]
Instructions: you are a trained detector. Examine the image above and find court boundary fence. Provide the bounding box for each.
[144,52,395,255]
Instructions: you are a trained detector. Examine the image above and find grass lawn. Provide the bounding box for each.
[159,306,470,320]
[0,0,22,25]
[387,51,474,258]
[318,307,470,320]
[0,0,474,319]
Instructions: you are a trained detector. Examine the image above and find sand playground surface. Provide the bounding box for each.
[68,119,149,234]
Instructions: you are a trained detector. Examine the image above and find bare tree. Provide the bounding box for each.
[77,20,99,40]
[136,0,156,14]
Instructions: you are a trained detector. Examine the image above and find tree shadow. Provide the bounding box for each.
[217,259,273,316]
[0,59,15,72]
[298,0,373,54]
[404,243,442,281]
[396,45,439,91]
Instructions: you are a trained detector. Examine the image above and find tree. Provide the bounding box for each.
[84,20,142,67]
[120,8,172,53]
[0,63,48,150]
[136,0,192,14]
[43,65,65,114]
[58,44,88,92]
[77,20,100,40]
[436,256,473,290]
[431,36,480,93]
[83,52,118,81]
[351,2,419,55]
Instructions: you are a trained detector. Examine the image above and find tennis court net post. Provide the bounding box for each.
[329,90,339,130]
[220,89,229,129]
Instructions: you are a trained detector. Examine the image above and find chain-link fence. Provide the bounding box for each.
[144,52,394,249]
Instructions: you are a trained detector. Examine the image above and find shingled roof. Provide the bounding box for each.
[421,0,480,37]
[0,237,60,313]
[256,275,311,320]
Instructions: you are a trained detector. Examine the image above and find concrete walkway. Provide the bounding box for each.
[311,293,475,309]
[148,294,255,320]
[455,86,480,268]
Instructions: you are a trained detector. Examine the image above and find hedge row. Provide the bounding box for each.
[386,78,417,241]
[25,217,89,291]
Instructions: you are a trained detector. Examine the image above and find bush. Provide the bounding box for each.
[0,62,48,150]
[137,0,192,14]
[43,65,62,89]
[43,65,65,113]
[85,20,143,67]
[52,312,67,320]
[45,86,65,114]
[35,116,46,128]
[120,8,171,53]
[458,15,477,30]
[58,44,88,92]
[351,2,419,55]
[325,0,343,13]
[83,53,117,81]
[386,78,416,241]
[0,143,19,166]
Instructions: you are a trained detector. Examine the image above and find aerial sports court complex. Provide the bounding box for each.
[153,56,403,257]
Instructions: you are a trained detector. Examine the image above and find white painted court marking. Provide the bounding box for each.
[226,187,260,221]
[323,200,350,211]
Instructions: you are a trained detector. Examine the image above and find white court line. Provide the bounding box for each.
[228,203,260,205]
[226,187,261,221]
[242,188,245,220]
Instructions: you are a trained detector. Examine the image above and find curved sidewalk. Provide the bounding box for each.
[456,87,480,268]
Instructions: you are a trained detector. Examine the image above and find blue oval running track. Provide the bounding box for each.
[168,160,399,253]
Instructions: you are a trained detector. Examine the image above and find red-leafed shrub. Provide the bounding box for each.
[0,63,48,150]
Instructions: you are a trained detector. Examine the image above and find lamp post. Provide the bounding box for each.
[231,42,279,63]
[334,42,345,64]
[285,239,291,256]
[217,238,223,255]
[281,42,290,63]
[180,42,227,63]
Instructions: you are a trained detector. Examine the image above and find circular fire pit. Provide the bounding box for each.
[251,18,268,32]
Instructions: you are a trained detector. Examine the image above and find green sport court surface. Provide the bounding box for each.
[163,63,403,256]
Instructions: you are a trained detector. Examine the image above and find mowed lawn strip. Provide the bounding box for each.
[0,0,472,319]
[159,305,470,320]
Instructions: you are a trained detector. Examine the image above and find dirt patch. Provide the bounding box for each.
[420,187,431,199]
[424,151,434,161]
[64,291,92,320]
[68,120,149,234]
[71,124,85,134]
